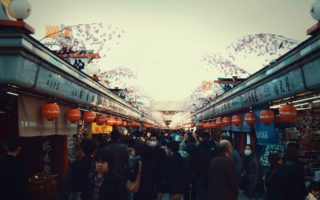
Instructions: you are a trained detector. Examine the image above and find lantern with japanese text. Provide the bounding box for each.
[279,104,297,123]
[216,118,222,127]
[222,117,231,126]
[66,109,81,123]
[115,118,123,126]
[42,103,60,121]
[106,116,116,126]
[232,115,242,127]
[83,111,96,123]
[260,110,275,125]
[96,114,106,125]
[245,112,256,125]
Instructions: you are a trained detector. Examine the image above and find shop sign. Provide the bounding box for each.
[303,57,320,89]
[253,107,278,145]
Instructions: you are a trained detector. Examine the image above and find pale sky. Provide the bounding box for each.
[26,0,315,101]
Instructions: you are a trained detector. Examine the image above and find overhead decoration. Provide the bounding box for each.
[216,118,222,127]
[42,103,60,121]
[279,104,297,123]
[66,109,81,123]
[96,114,106,125]
[115,117,123,126]
[232,115,242,127]
[106,116,116,126]
[245,112,256,125]
[83,111,96,123]
[260,109,275,125]
[122,120,128,127]
[222,116,231,126]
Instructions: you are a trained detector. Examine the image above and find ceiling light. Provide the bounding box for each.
[6,91,18,96]
[293,102,310,107]
[293,95,320,103]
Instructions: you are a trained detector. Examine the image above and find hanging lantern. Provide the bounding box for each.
[198,122,204,128]
[279,104,297,123]
[106,116,116,126]
[210,121,217,129]
[66,109,81,123]
[115,117,123,126]
[260,109,275,125]
[202,122,210,129]
[222,117,231,126]
[83,111,96,123]
[216,118,222,127]
[245,112,256,125]
[128,121,135,127]
[122,121,128,127]
[232,115,242,127]
[96,114,106,125]
[42,103,60,121]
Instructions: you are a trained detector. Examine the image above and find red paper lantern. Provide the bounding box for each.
[66,109,81,123]
[260,109,275,125]
[216,118,222,127]
[203,122,211,129]
[83,111,96,123]
[42,103,60,121]
[128,121,134,127]
[232,115,242,127]
[106,116,116,126]
[96,114,106,125]
[122,121,128,127]
[198,122,204,128]
[222,117,231,126]
[210,121,217,128]
[279,104,297,123]
[245,112,256,125]
[115,118,123,126]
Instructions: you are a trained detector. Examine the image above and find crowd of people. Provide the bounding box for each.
[0,128,319,200]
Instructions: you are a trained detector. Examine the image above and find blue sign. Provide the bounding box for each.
[253,107,278,145]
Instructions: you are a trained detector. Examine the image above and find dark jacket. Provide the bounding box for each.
[0,155,30,200]
[150,145,166,191]
[265,167,285,200]
[242,154,264,198]
[160,153,188,194]
[280,160,308,200]
[208,153,238,200]
[61,155,94,199]
[194,140,219,176]
[82,171,127,200]
[103,142,128,179]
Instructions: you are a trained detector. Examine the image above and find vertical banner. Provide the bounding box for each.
[253,106,278,145]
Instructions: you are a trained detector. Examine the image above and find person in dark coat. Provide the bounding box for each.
[82,149,127,200]
[103,129,129,179]
[265,153,284,200]
[208,140,238,200]
[0,137,30,200]
[194,131,218,200]
[265,153,282,190]
[159,140,187,200]
[280,143,308,200]
[61,138,96,200]
[242,144,264,199]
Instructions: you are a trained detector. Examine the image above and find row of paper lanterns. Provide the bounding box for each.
[198,104,297,129]
[41,103,152,127]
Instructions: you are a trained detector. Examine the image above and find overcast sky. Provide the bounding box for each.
[27,0,315,101]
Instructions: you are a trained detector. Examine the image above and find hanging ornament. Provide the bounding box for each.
[96,114,106,125]
[216,118,222,127]
[66,109,81,123]
[260,109,275,125]
[106,116,116,126]
[232,115,242,127]
[245,112,256,125]
[42,103,60,121]
[222,117,231,126]
[83,111,96,123]
[279,104,297,123]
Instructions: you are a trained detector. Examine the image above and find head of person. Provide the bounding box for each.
[198,131,210,142]
[307,181,319,197]
[268,153,283,168]
[148,132,160,148]
[110,129,121,142]
[167,140,180,156]
[244,144,254,156]
[286,142,298,161]
[127,138,138,157]
[80,138,96,156]
[219,140,233,157]
[6,137,22,156]
[94,149,114,175]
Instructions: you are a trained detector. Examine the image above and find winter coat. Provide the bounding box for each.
[242,154,264,198]
[160,153,188,194]
[82,171,127,200]
[207,153,238,200]
[103,142,128,179]
[194,140,219,176]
